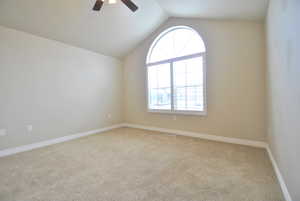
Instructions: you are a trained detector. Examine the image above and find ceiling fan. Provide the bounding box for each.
[93,0,138,12]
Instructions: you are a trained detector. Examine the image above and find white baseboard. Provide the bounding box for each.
[0,123,267,157]
[266,146,293,201]
[123,123,267,148]
[0,124,124,158]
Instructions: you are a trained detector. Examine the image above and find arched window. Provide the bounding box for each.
[146,26,207,115]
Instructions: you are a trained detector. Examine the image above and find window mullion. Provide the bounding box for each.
[170,62,174,112]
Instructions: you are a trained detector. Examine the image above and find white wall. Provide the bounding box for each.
[266,0,300,200]
[0,26,123,150]
[124,18,266,141]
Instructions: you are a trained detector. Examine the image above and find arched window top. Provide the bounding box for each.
[147,26,206,64]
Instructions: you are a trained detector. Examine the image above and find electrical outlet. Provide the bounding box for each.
[27,125,33,133]
[107,114,112,119]
[0,129,7,136]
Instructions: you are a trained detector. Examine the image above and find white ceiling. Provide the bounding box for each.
[0,0,268,58]
[157,0,269,20]
[0,0,167,58]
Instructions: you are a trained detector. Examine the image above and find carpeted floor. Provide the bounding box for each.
[0,128,284,201]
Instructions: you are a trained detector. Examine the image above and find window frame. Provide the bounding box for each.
[146,26,207,116]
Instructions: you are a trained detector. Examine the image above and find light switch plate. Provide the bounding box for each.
[27,125,33,132]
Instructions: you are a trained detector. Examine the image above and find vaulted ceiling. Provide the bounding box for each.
[158,0,269,20]
[0,0,269,58]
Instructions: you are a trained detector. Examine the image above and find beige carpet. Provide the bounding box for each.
[0,128,284,201]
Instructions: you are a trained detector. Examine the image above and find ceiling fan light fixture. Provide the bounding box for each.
[108,0,117,4]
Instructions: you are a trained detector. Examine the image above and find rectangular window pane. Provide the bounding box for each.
[173,57,204,112]
[148,63,171,110]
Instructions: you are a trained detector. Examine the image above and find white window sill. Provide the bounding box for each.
[148,109,207,116]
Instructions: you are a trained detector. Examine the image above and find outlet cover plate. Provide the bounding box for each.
[0,129,7,136]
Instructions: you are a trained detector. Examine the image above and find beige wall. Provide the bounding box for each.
[0,26,123,150]
[266,0,300,200]
[124,18,266,141]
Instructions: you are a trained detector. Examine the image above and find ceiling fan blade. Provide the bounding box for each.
[93,0,104,11]
[121,0,138,12]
